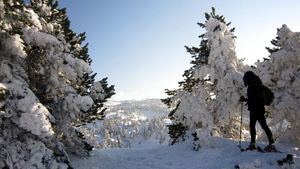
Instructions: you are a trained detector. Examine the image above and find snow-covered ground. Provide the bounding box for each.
[74,99,300,169]
[70,137,300,169]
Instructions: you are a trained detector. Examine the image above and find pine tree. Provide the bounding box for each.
[163,7,243,147]
[0,0,115,167]
[256,25,300,145]
[162,7,212,145]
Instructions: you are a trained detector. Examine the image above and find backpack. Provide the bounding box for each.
[261,85,274,106]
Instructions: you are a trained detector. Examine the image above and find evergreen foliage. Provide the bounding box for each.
[168,122,188,145]
[0,0,114,168]
[255,25,300,145]
[163,7,242,146]
[265,29,281,54]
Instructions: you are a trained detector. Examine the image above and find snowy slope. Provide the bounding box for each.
[75,99,300,169]
[70,137,300,169]
[79,99,170,149]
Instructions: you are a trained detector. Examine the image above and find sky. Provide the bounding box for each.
[59,0,300,101]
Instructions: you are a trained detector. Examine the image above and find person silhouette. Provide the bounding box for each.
[240,71,275,151]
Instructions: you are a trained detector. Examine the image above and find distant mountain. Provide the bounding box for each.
[106,99,168,119]
[81,99,170,149]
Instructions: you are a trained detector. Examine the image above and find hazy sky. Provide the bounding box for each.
[59,0,300,101]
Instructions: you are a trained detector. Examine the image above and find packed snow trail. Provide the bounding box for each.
[70,138,300,169]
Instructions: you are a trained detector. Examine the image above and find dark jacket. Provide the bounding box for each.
[243,71,265,113]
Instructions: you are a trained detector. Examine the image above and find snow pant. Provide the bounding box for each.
[249,112,274,144]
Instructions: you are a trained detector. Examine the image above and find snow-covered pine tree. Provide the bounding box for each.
[163,8,244,148]
[202,9,244,141]
[161,8,214,145]
[0,0,114,168]
[255,25,300,145]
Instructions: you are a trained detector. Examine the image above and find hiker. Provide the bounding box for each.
[239,71,275,151]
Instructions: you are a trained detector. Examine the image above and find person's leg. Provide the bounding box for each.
[257,114,274,144]
[249,112,257,144]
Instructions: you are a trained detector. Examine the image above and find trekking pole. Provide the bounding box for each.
[238,102,243,148]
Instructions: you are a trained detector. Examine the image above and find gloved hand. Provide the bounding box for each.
[239,96,247,102]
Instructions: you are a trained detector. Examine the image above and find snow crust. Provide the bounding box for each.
[22,27,60,47]
[1,34,26,58]
[71,137,300,169]
[25,8,42,30]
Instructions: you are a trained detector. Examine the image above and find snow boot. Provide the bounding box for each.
[264,144,277,152]
[247,143,256,151]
